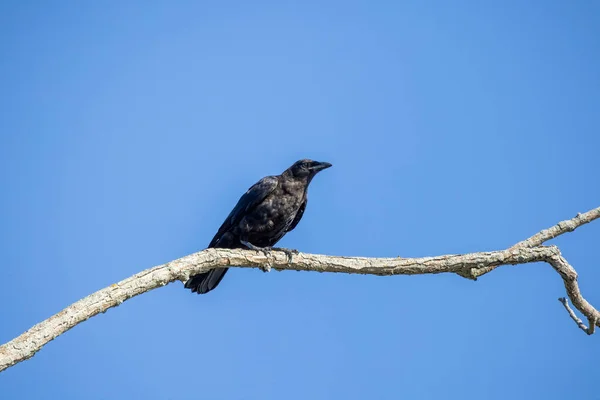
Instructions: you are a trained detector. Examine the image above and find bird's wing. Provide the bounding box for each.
[209,175,280,247]
[286,198,307,233]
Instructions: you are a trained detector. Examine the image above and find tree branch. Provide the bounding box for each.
[1,206,599,373]
[513,207,600,249]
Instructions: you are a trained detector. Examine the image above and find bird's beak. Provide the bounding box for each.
[309,161,333,172]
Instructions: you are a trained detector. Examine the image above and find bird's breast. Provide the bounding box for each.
[260,195,302,221]
[239,192,304,240]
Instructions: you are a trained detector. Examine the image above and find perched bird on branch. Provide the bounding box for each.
[185,159,332,294]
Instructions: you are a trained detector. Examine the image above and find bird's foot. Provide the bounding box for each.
[241,240,273,272]
[241,240,271,255]
[272,247,299,263]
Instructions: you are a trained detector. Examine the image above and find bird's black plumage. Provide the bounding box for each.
[184,159,332,294]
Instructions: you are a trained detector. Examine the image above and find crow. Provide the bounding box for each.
[184,159,332,294]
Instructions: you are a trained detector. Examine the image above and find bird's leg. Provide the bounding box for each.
[240,240,272,272]
[240,241,298,267]
[240,240,271,254]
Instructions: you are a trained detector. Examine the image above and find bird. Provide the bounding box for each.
[184,159,332,294]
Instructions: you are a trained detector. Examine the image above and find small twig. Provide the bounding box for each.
[559,297,594,335]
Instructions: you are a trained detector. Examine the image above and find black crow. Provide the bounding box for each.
[185,159,332,294]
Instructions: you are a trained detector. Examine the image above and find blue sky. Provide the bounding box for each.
[1,1,599,398]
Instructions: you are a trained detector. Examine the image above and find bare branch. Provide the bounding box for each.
[559,298,596,335]
[513,207,600,249]
[467,206,600,280]
[1,206,599,373]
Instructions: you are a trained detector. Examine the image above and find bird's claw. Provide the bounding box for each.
[241,240,268,254]
[273,247,299,262]
[241,240,297,266]
[258,246,274,259]
[241,240,274,272]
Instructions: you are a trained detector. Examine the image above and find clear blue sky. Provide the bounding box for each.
[1,1,599,399]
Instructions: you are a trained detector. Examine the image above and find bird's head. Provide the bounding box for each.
[285,159,332,180]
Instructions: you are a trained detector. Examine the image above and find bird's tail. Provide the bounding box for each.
[184,268,229,294]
